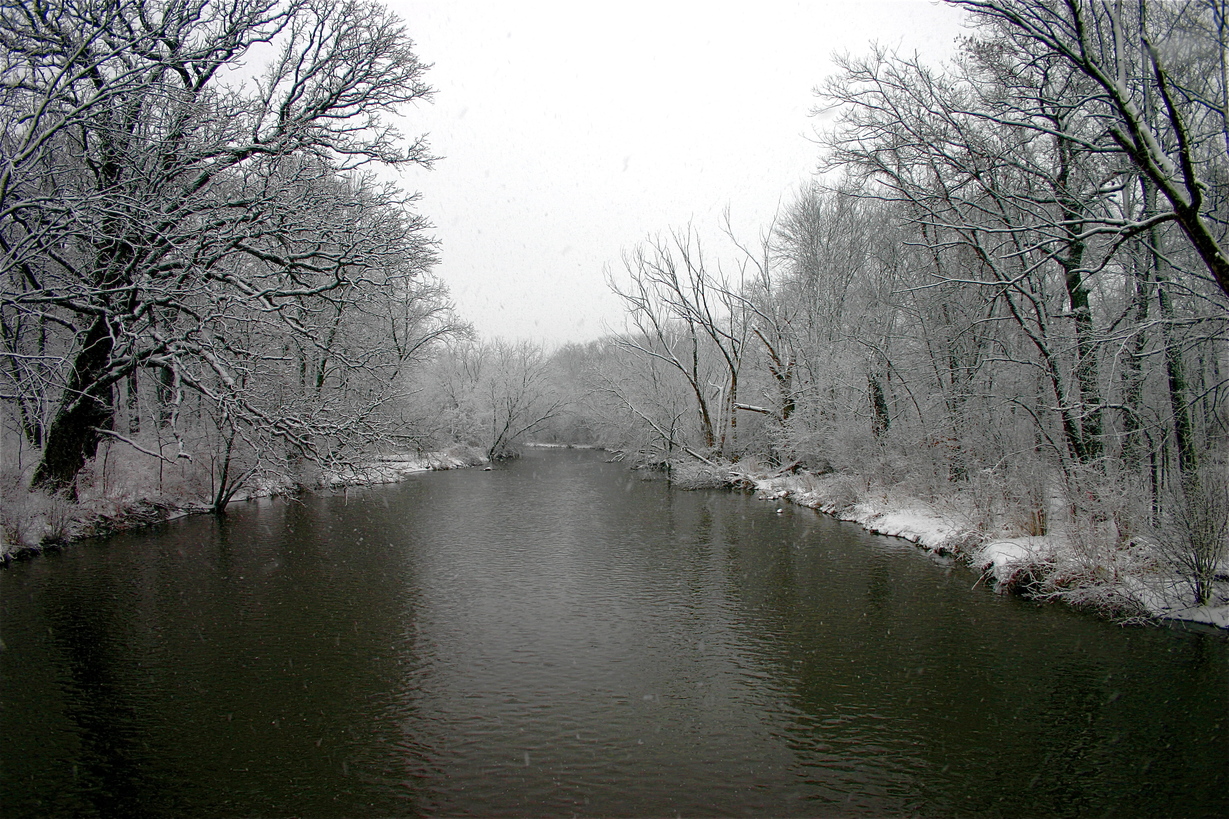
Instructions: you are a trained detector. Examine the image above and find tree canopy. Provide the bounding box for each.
[1,0,454,497]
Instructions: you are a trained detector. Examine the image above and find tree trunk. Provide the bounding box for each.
[126,370,141,435]
[1157,273,1197,475]
[868,372,890,440]
[1120,246,1151,473]
[1140,173,1198,476]
[1066,266,1102,461]
[31,316,116,498]
[1055,130,1102,462]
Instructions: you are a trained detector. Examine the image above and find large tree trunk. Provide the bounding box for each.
[1120,244,1151,473]
[868,371,890,440]
[30,316,116,498]
[1055,130,1102,463]
[1140,177,1198,476]
[1157,273,1197,475]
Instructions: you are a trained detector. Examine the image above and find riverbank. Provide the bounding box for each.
[740,467,1229,631]
[6,444,1225,631]
[0,446,487,563]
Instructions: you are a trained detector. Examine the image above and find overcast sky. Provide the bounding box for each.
[391,0,969,346]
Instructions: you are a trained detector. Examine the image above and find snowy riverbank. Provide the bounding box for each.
[748,470,1229,631]
[321,448,487,487]
[6,444,1225,632]
[0,447,487,562]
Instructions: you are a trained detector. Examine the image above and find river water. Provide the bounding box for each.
[1,448,1226,817]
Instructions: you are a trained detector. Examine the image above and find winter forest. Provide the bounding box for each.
[2,0,1227,619]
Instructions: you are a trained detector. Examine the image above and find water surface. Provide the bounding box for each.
[2,448,1226,817]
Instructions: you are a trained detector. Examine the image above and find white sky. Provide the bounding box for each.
[390,0,968,346]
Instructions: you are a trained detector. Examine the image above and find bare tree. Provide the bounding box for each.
[480,340,566,461]
[1152,460,1229,605]
[589,337,712,467]
[417,339,565,462]
[609,227,749,459]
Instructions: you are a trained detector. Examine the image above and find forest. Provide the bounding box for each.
[2,0,1227,618]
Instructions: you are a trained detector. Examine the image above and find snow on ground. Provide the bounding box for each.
[1155,604,1229,629]
[974,537,1057,586]
[842,505,980,555]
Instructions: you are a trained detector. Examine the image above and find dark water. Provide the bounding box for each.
[1,449,1226,818]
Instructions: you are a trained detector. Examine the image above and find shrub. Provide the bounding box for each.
[1150,462,1229,607]
[0,475,73,557]
[669,460,731,490]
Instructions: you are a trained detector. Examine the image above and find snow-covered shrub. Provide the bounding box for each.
[0,475,73,555]
[670,460,730,490]
[816,474,861,515]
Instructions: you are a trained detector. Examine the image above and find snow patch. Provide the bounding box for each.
[1159,605,1229,629]
[845,504,981,555]
[974,537,1056,587]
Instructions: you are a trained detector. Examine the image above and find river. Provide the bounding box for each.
[1,448,1226,817]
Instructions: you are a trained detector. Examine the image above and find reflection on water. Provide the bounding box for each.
[2,448,1226,817]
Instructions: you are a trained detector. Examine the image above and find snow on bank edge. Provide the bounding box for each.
[753,473,981,555]
[1,449,487,561]
[752,472,1229,630]
[322,448,486,487]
